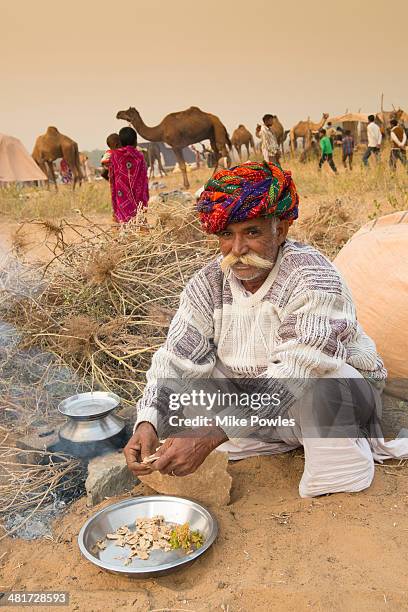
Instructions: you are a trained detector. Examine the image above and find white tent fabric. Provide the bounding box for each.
[0,133,46,183]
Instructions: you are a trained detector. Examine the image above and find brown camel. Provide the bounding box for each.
[268,116,286,155]
[143,142,166,179]
[290,113,329,153]
[32,127,82,189]
[375,108,404,136]
[231,125,254,161]
[116,106,231,188]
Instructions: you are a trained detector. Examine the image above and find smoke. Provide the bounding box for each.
[0,241,85,444]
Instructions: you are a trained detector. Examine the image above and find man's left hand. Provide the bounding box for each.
[153,427,228,476]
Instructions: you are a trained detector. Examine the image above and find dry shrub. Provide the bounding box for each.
[145,304,175,328]
[60,315,99,357]
[42,219,63,237]
[0,210,216,402]
[151,196,205,243]
[83,248,123,285]
[11,229,30,255]
[295,199,359,259]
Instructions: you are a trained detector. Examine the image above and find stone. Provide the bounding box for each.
[86,451,137,506]
[16,426,60,464]
[138,450,232,507]
[380,393,408,437]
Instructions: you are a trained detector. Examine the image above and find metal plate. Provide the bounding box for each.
[58,391,120,418]
[78,496,218,577]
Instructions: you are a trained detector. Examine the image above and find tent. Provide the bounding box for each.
[328,113,369,123]
[327,113,369,144]
[334,211,408,397]
[0,133,46,184]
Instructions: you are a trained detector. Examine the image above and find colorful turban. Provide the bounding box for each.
[196,161,299,234]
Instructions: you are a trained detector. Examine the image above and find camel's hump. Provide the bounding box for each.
[46,126,60,133]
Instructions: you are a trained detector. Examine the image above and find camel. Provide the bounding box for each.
[143,142,166,179]
[375,108,404,137]
[290,113,329,153]
[299,129,320,163]
[32,127,82,189]
[231,125,254,161]
[116,106,231,188]
[268,116,286,155]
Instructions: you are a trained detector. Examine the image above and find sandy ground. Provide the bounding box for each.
[1,455,408,612]
[0,214,114,264]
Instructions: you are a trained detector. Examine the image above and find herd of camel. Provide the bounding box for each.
[32,105,405,190]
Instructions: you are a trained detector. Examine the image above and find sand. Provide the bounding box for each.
[1,454,408,612]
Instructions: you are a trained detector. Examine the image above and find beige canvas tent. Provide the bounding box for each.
[0,133,46,184]
[327,113,369,144]
[334,211,408,398]
[328,113,369,123]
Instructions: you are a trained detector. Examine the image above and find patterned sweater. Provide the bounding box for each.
[135,240,386,437]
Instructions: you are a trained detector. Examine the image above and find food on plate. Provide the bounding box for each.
[94,515,204,565]
[169,522,204,553]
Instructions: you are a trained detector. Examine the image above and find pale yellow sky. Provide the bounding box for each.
[1,0,407,151]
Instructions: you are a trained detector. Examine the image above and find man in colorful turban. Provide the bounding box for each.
[125,161,408,498]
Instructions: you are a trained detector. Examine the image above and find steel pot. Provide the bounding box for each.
[58,392,126,456]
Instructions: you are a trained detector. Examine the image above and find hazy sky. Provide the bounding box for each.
[2,0,407,151]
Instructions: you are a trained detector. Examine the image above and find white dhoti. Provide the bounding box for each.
[212,363,408,498]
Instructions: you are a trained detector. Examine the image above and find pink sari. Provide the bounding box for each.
[109,146,149,223]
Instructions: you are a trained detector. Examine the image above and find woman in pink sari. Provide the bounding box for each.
[109,127,149,223]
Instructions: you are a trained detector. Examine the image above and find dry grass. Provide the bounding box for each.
[0,199,216,402]
[0,181,112,221]
[11,228,30,255]
[0,441,83,541]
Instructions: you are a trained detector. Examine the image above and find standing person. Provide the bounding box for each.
[326,122,337,148]
[101,133,121,181]
[342,129,354,170]
[82,154,92,182]
[362,115,382,166]
[334,126,344,146]
[108,127,149,223]
[389,119,407,170]
[60,158,73,184]
[259,114,280,164]
[318,129,337,174]
[190,144,201,169]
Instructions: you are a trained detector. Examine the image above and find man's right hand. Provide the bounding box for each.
[123,421,159,477]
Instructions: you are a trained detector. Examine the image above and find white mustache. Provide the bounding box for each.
[220,251,274,273]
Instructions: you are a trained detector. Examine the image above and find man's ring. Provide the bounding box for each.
[171,470,176,476]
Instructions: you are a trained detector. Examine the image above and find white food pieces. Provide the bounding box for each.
[101,515,174,565]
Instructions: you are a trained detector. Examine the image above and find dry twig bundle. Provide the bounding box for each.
[0,203,217,402]
[294,199,359,259]
[0,441,83,541]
